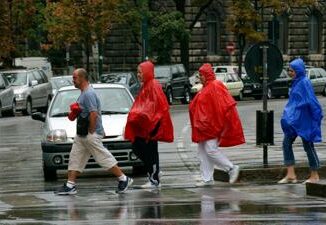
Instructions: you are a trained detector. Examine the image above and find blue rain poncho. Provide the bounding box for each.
[281,58,323,142]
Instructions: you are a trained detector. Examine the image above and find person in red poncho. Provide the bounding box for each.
[189,63,245,186]
[125,60,174,189]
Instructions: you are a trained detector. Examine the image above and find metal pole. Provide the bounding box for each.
[262,45,269,167]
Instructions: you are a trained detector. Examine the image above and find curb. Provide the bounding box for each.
[214,164,326,184]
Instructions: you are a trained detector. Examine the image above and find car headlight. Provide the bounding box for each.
[46,129,67,143]
[15,93,26,99]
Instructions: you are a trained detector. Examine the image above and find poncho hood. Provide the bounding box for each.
[290,58,306,80]
[139,61,154,84]
[199,63,216,84]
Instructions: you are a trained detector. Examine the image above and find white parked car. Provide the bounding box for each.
[190,72,244,100]
[32,83,143,181]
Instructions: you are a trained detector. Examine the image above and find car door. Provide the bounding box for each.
[34,70,50,107]
[171,65,183,98]
[270,70,290,96]
[128,72,140,97]
[0,75,11,110]
[315,69,324,93]
[28,72,40,108]
[308,69,319,94]
[225,73,238,96]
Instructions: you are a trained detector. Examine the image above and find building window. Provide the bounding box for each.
[308,13,321,53]
[277,15,288,54]
[207,12,220,55]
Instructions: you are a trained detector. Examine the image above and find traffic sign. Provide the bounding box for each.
[244,42,283,83]
[226,42,235,55]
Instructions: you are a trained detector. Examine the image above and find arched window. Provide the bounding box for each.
[207,12,220,55]
[277,15,288,54]
[308,13,321,53]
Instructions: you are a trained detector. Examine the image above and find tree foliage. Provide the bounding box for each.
[0,0,45,65]
[45,0,122,47]
[227,0,318,43]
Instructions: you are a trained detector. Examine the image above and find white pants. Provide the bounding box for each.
[198,139,234,182]
[68,133,118,172]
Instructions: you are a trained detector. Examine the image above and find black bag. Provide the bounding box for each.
[76,115,89,137]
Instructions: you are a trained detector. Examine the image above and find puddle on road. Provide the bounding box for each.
[0,189,325,223]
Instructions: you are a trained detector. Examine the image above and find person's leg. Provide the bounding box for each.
[197,141,215,182]
[86,133,133,193]
[147,140,160,185]
[204,139,233,171]
[203,139,240,183]
[56,136,90,195]
[132,137,152,174]
[302,139,320,182]
[278,135,297,183]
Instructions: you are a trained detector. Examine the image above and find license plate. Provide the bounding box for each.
[243,90,252,93]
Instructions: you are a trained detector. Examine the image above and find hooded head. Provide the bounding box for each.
[289,58,306,79]
[198,63,216,85]
[138,61,154,83]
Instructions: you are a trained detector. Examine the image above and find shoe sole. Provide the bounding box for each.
[55,190,77,195]
[117,178,133,194]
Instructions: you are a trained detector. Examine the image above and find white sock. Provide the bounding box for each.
[66,181,75,188]
[118,175,127,181]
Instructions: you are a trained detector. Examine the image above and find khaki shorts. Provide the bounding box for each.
[68,133,118,172]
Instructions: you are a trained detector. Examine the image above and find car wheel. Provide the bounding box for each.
[43,163,57,181]
[181,88,191,104]
[267,88,272,99]
[23,99,32,116]
[322,86,326,96]
[8,101,16,116]
[0,102,2,118]
[166,88,173,105]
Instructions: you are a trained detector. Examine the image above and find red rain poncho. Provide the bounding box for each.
[189,63,245,147]
[124,61,174,143]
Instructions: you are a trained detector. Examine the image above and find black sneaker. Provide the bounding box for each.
[116,177,133,194]
[55,183,77,195]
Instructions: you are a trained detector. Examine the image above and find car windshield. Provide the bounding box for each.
[3,72,27,86]
[103,74,128,84]
[49,87,133,117]
[154,67,170,79]
[50,78,73,89]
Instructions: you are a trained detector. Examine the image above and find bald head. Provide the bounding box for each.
[73,68,89,90]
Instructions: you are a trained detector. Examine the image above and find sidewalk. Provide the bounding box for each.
[213,131,326,197]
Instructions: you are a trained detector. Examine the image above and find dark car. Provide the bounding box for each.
[101,72,140,97]
[243,69,292,99]
[154,64,191,104]
[305,67,326,96]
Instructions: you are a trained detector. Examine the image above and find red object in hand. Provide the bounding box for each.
[68,102,81,121]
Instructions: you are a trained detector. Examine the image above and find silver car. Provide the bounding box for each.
[305,67,326,95]
[0,74,16,117]
[3,69,52,115]
[31,83,143,181]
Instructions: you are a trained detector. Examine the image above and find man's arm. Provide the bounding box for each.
[88,111,98,134]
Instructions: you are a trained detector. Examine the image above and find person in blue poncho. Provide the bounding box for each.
[278,58,323,184]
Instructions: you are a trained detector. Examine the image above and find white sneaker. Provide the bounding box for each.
[229,165,240,184]
[195,180,215,187]
[140,181,161,189]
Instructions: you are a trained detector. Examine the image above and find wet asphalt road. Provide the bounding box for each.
[0,98,326,224]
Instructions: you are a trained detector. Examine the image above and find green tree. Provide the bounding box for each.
[0,0,45,67]
[227,0,317,77]
[44,0,122,80]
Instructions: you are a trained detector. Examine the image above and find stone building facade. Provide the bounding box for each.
[91,1,326,75]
